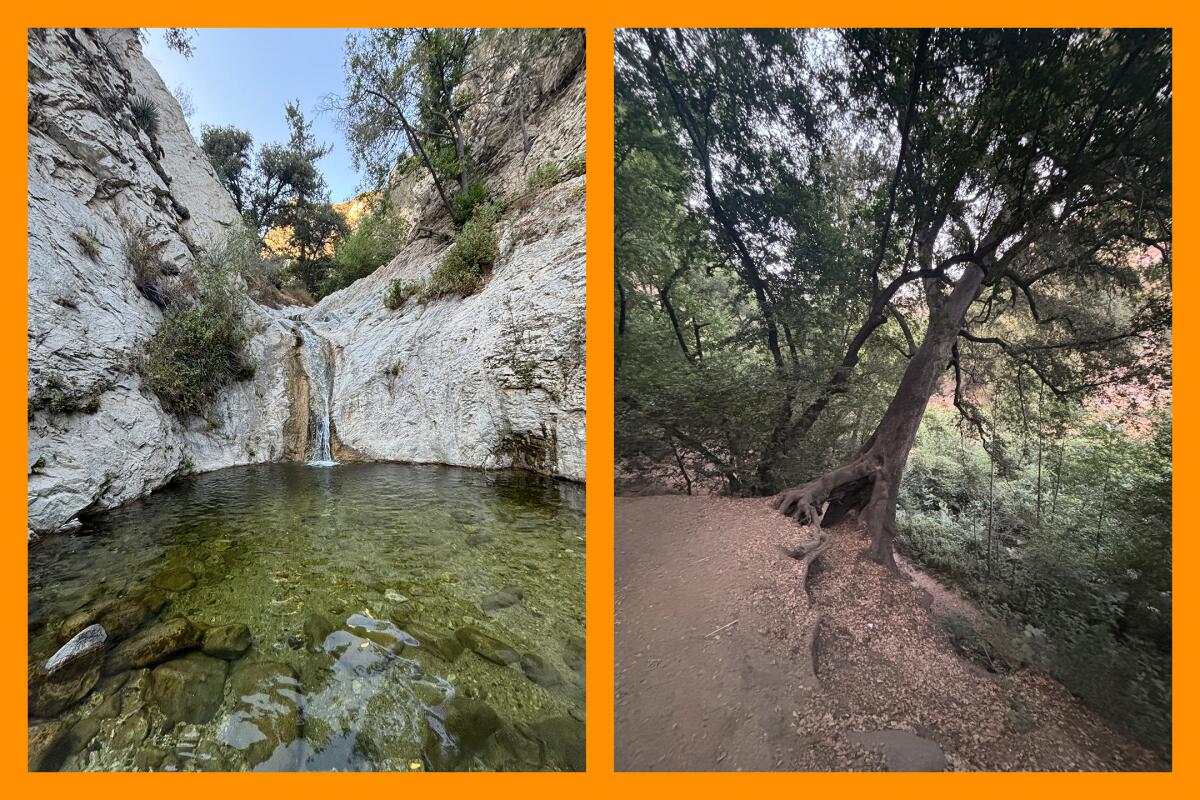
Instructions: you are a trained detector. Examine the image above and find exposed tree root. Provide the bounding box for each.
[772,453,903,572]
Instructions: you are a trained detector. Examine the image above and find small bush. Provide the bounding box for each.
[71,227,101,260]
[140,263,255,417]
[424,203,500,300]
[29,372,109,417]
[451,179,490,228]
[324,203,409,296]
[130,96,160,136]
[563,153,586,179]
[384,279,424,310]
[528,161,563,191]
[941,612,1032,674]
[123,224,174,307]
[203,225,299,307]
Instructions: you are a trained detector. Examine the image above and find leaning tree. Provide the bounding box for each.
[633,28,1171,567]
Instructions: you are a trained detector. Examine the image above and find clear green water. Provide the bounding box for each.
[28,463,585,772]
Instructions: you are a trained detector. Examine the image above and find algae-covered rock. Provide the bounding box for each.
[105,617,199,673]
[149,651,228,725]
[455,626,520,666]
[201,623,252,659]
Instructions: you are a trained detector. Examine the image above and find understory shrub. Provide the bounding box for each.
[383,279,424,310]
[451,179,490,228]
[123,223,176,308]
[139,261,255,417]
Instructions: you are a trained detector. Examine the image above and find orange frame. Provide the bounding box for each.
[1,3,1193,794]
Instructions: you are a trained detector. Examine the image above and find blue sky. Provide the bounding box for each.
[144,28,362,203]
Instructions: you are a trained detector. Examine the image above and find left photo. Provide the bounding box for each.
[27,27,586,772]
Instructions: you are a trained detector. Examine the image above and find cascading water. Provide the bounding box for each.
[298,325,338,466]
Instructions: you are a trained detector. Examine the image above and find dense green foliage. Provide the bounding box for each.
[139,258,255,418]
[386,202,500,308]
[129,96,160,135]
[323,201,410,296]
[897,404,1171,752]
[616,28,1172,754]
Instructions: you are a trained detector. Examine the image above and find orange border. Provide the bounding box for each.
[1,4,1194,795]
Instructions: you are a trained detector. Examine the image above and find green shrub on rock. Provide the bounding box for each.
[130,96,160,135]
[451,179,490,228]
[527,161,562,191]
[424,203,500,300]
[139,263,255,417]
[325,203,409,296]
[383,279,424,310]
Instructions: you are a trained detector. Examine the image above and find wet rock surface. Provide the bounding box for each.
[149,652,229,726]
[201,624,252,659]
[29,720,71,771]
[456,626,521,666]
[105,617,199,673]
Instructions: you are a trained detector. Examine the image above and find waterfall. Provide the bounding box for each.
[299,325,338,467]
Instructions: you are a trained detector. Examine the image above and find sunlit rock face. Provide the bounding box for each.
[26,28,294,536]
[27,29,586,535]
[295,32,587,481]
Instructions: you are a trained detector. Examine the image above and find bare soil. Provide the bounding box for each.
[614,495,1166,771]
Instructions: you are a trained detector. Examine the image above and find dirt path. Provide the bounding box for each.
[615,495,1166,772]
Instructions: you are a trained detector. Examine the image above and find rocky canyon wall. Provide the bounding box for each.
[27,28,587,536]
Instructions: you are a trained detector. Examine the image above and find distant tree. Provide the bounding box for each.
[201,102,332,239]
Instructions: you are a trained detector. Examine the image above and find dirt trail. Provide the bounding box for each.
[615,495,1166,771]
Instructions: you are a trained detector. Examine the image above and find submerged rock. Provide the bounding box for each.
[152,567,197,593]
[530,715,585,771]
[444,696,501,748]
[46,623,107,673]
[563,635,585,674]
[220,660,303,769]
[149,652,228,726]
[455,626,520,666]
[302,611,337,653]
[201,623,252,659]
[28,720,70,771]
[29,655,101,718]
[520,653,563,688]
[403,622,464,662]
[481,587,524,613]
[60,597,146,642]
[106,617,199,673]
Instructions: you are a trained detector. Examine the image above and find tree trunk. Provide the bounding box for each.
[773,265,985,569]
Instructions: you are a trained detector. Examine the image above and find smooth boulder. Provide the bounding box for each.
[28,720,70,771]
[481,587,524,613]
[201,623,252,659]
[60,597,146,642]
[149,652,229,726]
[105,617,199,673]
[455,626,520,666]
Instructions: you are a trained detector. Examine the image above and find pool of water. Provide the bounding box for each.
[28,463,586,772]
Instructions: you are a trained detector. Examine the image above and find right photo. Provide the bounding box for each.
[614,27,1172,772]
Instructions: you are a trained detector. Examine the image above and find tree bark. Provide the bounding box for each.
[773,264,985,568]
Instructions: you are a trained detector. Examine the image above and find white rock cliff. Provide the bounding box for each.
[27,28,586,537]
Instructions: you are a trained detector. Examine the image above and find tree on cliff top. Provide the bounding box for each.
[620,28,1171,567]
[202,101,333,241]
